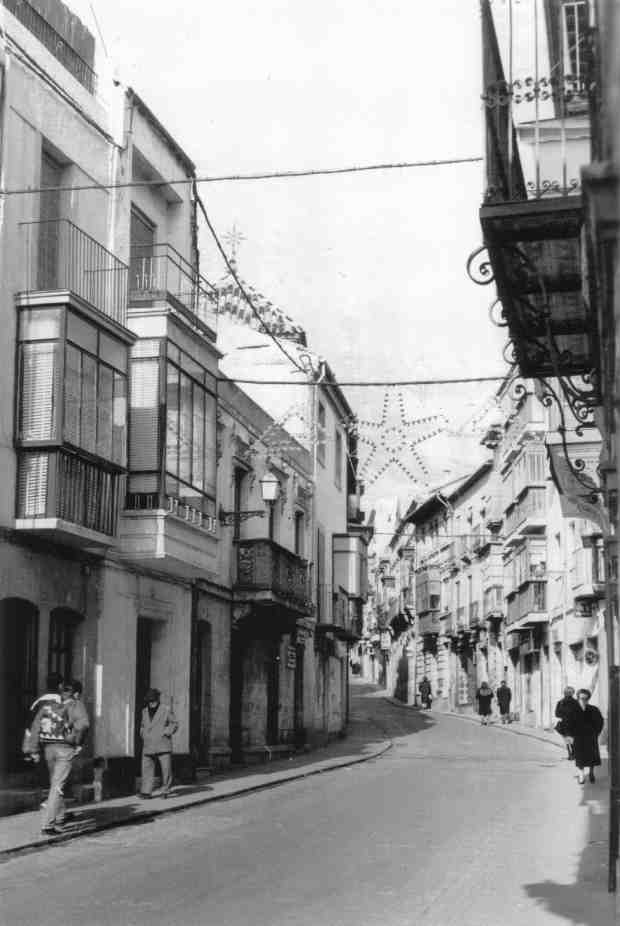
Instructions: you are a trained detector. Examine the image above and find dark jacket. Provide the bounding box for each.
[554,696,580,737]
[476,688,493,715]
[572,704,604,769]
[496,686,512,709]
[419,681,431,697]
[140,703,178,755]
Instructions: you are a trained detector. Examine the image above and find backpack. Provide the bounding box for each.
[38,701,69,743]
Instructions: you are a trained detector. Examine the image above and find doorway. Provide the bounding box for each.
[0,599,39,773]
[266,638,280,746]
[294,642,305,746]
[190,621,212,764]
[134,617,153,760]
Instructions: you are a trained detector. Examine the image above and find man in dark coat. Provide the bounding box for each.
[496,680,512,724]
[572,689,604,784]
[418,677,432,709]
[555,686,580,760]
[139,689,178,798]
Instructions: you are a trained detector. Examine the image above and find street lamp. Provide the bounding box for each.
[219,470,282,527]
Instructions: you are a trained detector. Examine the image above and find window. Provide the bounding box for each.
[130,207,156,292]
[38,151,63,291]
[165,357,217,507]
[334,429,343,490]
[294,511,305,557]
[233,468,246,541]
[48,610,80,680]
[562,1,587,77]
[317,402,326,467]
[316,528,326,619]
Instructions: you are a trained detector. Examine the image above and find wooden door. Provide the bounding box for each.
[190,621,212,764]
[38,152,62,290]
[266,638,280,746]
[0,600,38,773]
[294,643,305,745]
[134,618,152,759]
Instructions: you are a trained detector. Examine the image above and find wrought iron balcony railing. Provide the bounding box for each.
[3,0,97,94]
[124,490,218,535]
[235,538,310,611]
[16,448,122,537]
[129,244,217,330]
[20,220,128,327]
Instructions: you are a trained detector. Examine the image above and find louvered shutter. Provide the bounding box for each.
[17,452,49,517]
[81,353,97,453]
[19,342,59,442]
[64,344,81,445]
[178,373,192,484]
[112,372,127,466]
[96,364,114,460]
[192,386,205,491]
[129,359,160,473]
[204,392,217,497]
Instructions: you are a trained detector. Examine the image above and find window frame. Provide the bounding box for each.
[317,401,327,468]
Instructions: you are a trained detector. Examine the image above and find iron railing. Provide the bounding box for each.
[235,538,310,611]
[17,448,122,536]
[129,244,217,324]
[20,219,128,326]
[3,0,97,93]
[124,489,217,535]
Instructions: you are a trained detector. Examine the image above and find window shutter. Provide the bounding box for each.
[178,373,192,483]
[130,359,160,472]
[17,452,50,517]
[192,386,205,491]
[64,344,81,445]
[96,364,114,460]
[81,353,97,453]
[204,392,217,497]
[19,342,59,442]
[112,372,127,466]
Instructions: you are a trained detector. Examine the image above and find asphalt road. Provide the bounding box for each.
[0,686,614,926]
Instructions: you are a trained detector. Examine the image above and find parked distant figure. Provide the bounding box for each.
[476,682,494,725]
[418,677,432,709]
[572,689,604,784]
[496,680,512,724]
[554,687,580,760]
[139,689,178,799]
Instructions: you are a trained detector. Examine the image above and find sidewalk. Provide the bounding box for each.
[384,696,610,757]
[0,723,392,860]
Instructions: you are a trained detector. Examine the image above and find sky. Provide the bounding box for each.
[69,0,508,521]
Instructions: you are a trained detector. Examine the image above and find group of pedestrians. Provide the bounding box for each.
[555,686,604,784]
[22,676,179,835]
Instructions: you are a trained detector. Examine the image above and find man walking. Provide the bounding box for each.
[139,689,178,799]
[496,680,512,724]
[25,681,90,835]
[418,677,432,710]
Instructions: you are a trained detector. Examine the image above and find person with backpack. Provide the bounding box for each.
[25,681,90,835]
[22,672,63,760]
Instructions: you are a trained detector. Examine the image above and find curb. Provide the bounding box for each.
[383,697,564,750]
[0,739,393,862]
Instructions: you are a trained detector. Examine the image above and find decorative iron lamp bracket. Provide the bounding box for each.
[219,507,266,526]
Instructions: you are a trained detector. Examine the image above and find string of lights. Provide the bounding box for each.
[1,155,484,196]
[219,374,508,387]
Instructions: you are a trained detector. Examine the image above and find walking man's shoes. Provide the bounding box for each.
[41,826,63,836]
[138,793,152,800]
[589,771,596,783]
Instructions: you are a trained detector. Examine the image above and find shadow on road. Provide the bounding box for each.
[522,759,614,925]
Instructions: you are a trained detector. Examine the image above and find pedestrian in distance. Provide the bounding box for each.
[24,680,90,835]
[572,688,604,784]
[496,680,512,724]
[418,676,432,710]
[139,689,178,799]
[554,686,580,760]
[476,681,494,725]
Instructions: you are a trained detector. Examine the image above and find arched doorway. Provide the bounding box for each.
[0,598,39,774]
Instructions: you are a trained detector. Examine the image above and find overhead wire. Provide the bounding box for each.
[1,155,483,196]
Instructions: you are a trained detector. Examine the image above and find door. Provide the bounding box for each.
[134,618,152,759]
[294,643,305,745]
[130,207,156,293]
[266,638,280,746]
[190,621,212,764]
[38,152,62,290]
[0,599,38,774]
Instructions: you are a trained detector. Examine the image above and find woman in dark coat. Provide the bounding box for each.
[476,682,493,725]
[572,689,604,784]
[554,686,580,760]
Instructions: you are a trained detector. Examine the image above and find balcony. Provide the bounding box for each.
[129,244,217,339]
[573,546,606,601]
[483,585,504,619]
[469,601,480,627]
[505,581,547,629]
[15,448,122,547]
[118,492,218,580]
[3,0,97,94]
[504,488,547,543]
[418,612,441,636]
[20,220,128,328]
[415,567,441,615]
[234,539,311,616]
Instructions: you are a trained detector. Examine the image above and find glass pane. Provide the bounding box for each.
[99,332,128,373]
[129,359,159,472]
[178,373,192,483]
[204,391,217,497]
[81,353,97,453]
[112,373,127,467]
[19,307,62,341]
[67,311,98,354]
[192,386,205,490]
[166,363,179,476]
[64,344,81,445]
[19,342,60,442]
[17,452,49,517]
[96,364,114,460]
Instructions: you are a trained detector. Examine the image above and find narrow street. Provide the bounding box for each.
[0,683,614,926]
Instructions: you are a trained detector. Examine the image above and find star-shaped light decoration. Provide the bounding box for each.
[348,388,447,488]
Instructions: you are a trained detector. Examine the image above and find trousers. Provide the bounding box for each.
[141,752,172,795]
[42,743,76,829]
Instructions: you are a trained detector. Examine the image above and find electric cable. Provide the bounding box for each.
[2,156,484,196]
